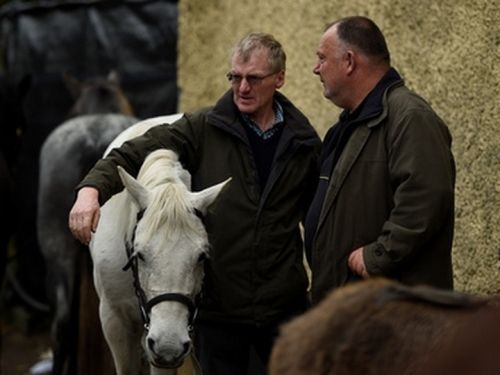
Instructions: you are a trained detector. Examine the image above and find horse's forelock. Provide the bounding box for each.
[135,150,200,240]
[141,185,196,240]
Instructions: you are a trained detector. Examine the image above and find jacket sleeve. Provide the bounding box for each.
[76,114,201,205]
[363,106,455,276]
[302,139,322,264]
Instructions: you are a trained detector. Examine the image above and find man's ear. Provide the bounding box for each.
[275,70,285,89]
[345,50,356,75]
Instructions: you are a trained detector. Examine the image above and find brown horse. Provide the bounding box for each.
[269,278,500,375]
[63,71,134,118]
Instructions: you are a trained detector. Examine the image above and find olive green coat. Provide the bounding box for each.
[311,82,455,303]
[79,90,321,325]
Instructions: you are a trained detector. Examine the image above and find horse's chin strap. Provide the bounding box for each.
[123,209,199,332]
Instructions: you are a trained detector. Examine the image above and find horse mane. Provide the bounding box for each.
[135,149,198,240]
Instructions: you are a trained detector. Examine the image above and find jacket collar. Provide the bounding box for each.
[316,70,404,234]
[206,89,319,216]
[206,89,318,145]
[365,70,404,129]
[339,68,402,129]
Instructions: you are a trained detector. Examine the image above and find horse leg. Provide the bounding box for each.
[99,301,143,375]
[47,260,78,375]
[49,284,70,375]
[76,252,115,375]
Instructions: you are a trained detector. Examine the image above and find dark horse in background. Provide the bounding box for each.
[37,71,137,375]
[269,278,500,375]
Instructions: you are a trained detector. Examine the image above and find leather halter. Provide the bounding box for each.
[123,209,203,331]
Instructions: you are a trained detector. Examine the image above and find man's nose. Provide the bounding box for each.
[313,63,320,75]
[239,78,251,91]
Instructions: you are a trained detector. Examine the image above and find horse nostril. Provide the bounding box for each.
[147,337,156,352]
[182,340,191,354]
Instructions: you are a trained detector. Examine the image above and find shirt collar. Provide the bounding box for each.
[241,100,284,140]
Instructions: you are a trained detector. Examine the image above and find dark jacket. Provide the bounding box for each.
[310,81,455,303]
[79,90,321,325]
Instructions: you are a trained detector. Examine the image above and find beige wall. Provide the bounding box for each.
[178,0,500,294]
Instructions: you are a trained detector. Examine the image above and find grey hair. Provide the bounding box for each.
[231,32,286,72]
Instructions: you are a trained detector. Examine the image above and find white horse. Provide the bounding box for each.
[102,114,183,156]
[90,116,230,375]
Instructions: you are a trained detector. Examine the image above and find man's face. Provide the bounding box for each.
[230,48,284,118]
[313,26,347,106]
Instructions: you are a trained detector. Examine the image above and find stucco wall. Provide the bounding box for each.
[178,0,500,294]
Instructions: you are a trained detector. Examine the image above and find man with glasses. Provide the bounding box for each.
[69,32,321,374]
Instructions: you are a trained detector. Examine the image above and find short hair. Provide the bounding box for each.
[232,32,286,72]
[328,16,390,64]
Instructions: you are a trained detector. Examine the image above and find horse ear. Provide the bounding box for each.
[107,70,120,85]
[117,166,150,211]
[179,169,192,188]
[63,72,82,99]
[191,177,231,215]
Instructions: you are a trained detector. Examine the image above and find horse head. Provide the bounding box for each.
[117,150,230,369]
[64,70,134,118]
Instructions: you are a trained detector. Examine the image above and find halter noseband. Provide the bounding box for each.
[123,209,202,331]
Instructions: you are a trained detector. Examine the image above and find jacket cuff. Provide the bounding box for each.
[74,183,105,206]
[363,242,394,276]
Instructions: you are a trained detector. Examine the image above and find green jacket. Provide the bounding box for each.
[79,90,321,325]
[311,81,455,303]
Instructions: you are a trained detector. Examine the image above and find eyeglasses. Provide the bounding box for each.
[226,71,277,86]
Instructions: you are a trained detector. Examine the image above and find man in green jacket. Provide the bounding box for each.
[69,32,321,374]
[305,16,455,304]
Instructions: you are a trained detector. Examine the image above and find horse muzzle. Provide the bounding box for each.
[147,337,192,369]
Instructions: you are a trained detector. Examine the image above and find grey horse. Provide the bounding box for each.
[37,72,137,375]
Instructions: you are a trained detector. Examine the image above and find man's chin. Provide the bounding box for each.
[236,103,256,114]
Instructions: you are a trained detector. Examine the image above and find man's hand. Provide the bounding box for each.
[348,247,369,279]
[68,187,101,245]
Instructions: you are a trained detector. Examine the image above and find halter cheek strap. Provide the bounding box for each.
[123,209,199,331]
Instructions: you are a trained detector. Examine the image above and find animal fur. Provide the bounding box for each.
[268,278,500,375]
